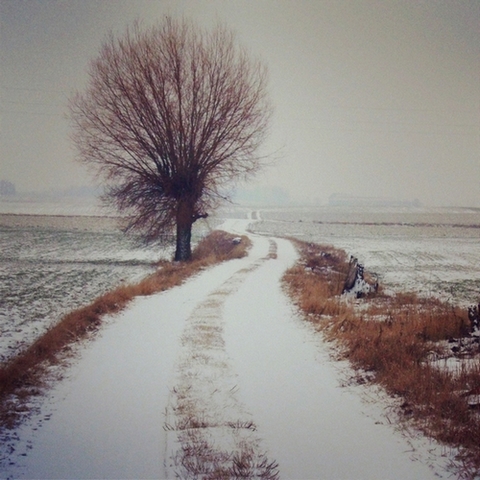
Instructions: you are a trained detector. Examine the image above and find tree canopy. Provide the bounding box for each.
[69,17,271,260]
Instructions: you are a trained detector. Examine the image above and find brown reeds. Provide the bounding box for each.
[284,238,480,478]
[0,230,251,431]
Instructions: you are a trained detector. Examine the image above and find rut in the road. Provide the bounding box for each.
[164,239,279,479]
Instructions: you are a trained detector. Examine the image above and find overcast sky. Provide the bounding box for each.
[1,0,479,206]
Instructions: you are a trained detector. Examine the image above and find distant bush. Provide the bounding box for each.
[0,180,15,196]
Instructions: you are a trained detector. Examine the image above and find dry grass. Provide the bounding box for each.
[283,238,480,479]
[172,430,279,480]
[0,230,251,431]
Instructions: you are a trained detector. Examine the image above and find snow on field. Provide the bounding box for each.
[0,214,161,362]
[251,206,480,306]
[2,219,453,479]
[0,211,220,362]
[0,195,107,217]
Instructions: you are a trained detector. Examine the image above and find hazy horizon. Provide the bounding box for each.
[1,0,479,207]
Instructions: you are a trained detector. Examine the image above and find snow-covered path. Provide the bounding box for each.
[4,220,449,479]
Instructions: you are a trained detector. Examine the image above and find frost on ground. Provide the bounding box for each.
[1,219,454,479]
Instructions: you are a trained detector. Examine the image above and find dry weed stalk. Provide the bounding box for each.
[0,231,251,432]
[284,238,480,478]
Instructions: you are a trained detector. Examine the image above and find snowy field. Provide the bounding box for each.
[2,202,480,364]
[1,202,478,478]
[0,203,220,363]
[0,214,162,362]
[249,205,480,307]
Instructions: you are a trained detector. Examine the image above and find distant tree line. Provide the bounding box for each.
[0,180,16,196]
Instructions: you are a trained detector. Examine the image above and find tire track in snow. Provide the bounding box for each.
[164,239,279,479]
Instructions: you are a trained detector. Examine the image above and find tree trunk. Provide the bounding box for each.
[174,200,194,261]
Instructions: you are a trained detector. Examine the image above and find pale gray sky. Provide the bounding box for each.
[1,0,479,206]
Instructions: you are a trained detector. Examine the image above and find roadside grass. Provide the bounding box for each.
[284,238,480,479]
[0,230,251,431]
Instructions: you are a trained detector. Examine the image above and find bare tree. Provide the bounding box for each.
[69,18,271,261]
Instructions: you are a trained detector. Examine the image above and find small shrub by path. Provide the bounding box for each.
[283,238,480,479]
[0,230,251,432]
